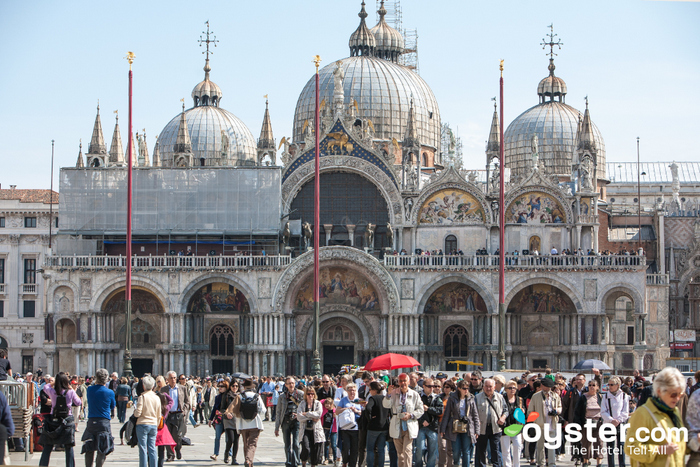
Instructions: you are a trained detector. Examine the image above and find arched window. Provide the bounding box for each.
[422,153,428,167]
[444,325,468,358]
[445,235,457,254]
[210,325,235,357]
[200,158,206,167]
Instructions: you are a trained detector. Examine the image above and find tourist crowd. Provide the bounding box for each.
[1,360,699,467]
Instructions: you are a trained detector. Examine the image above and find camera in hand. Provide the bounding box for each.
[548,410,558,416]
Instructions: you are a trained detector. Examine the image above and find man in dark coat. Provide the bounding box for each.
[160,371,191,461]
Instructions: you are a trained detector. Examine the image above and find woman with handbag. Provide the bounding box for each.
[439,380,480,467]
[501,380,525,467]
[116,377,132,424]
[39,372,82,467]
[134,376,161,467]
[297,388,325,467]
[208,380,231,461]
[574,379,603,467]
[220,381,242,464]
[155,388,176,467]
[336,383,362,467]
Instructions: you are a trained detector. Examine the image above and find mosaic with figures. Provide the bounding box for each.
[507,284,575,314]
[507,192,566,224]
[295,267,380,311]
[424,283,487,314]
[188,282,250,313]
[418,189,485,225]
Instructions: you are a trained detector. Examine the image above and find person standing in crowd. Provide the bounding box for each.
[600,376,629,467]
[116,377,132,424]
[527,378,561,467]
[415,377,443,467]
[687,382,700,467]
[154,376,175,467]
[81,369,115,467]
[562,373,586,467]
[235,378,266,467]
[383,373,424,467]
[321,398,338,466]
[107,373,119,419]
[475,378,507,467]
[364,381,390,467]
[39,372,82,467]
[440,380,479,467]
[0,349,12,381]
[437,379,455,467]
[77,377,88,421]
[297,387,325,467]
[469,370,484,396]
[259,376,276,422]
[626,367,687,467]
[134,376,161,467]
[0,381,15,465]
[276,376,304,467]
[316,375,335,402]
[203,379,215,422]
[221,380,242,464]
[501,380,525,467]
[160,371,190,462]
[337,383,362,467]
[574,379,604,467]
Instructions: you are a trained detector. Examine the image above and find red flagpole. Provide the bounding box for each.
[311,55,322,376]
[124,51,135,377]
[498,60,506,371]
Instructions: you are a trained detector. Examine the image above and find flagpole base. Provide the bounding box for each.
[310,350,321,378]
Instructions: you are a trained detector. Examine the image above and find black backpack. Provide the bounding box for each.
[54,391,70,418]
[239,393,259,420]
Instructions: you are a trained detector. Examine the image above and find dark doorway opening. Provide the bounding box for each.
[131,359,153,378]
[212,359,234,375]
[323,345,354,375]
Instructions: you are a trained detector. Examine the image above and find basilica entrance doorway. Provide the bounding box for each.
[132,359,153,378]
[212,359,234,375]
[322,324,356,374]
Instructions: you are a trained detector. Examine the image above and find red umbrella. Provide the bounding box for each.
[364,353,421,371]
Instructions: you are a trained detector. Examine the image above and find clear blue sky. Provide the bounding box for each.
[1,0,698,190]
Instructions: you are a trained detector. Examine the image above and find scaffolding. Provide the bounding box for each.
[376,0,420,73]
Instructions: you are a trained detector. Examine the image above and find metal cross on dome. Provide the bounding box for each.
[199,21,218,59]
[541,24,563,59]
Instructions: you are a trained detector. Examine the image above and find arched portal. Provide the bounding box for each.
[56,318,76,344]
[443,325,468,371]
[322,324,355,375]
[210,324,235,374]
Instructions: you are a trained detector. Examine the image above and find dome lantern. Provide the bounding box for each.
[370,0,404,62]
[537,25,567,103]
[192,21,223,108]
[349,1,376,57]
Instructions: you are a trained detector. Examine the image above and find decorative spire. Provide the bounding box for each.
[349,1,376,57]
[174,102,193,154]
[76,140,84,168]
[403,98,420,146]
[577,97,597,152]
[258,97,275,150]
[88,103,106,155]
[370,0,404,62]
[486,98,501,157]
[109,111,124,165]
[141,130,150,167]
[152,137,160,167]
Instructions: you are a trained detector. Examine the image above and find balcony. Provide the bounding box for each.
[383,254,647,271]
[45,254,292,271]
[20,283,37,294]
[646,274,669,285]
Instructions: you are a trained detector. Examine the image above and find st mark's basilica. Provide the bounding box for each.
[36,2,671,377]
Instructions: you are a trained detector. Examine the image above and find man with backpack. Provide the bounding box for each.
[236,379,267,467]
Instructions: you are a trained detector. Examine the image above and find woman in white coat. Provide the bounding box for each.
[382,373,424,467]
[297,388,326,467]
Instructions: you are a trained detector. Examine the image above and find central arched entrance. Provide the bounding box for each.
[210,324,235,374]
[322,324,355,375]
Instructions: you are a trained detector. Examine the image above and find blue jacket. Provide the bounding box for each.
[0,391,15,436]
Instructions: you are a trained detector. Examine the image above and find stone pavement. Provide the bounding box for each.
[7,411,587,467]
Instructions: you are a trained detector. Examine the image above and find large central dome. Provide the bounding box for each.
[293,2,440,151]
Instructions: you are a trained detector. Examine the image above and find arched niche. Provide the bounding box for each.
[187,282,250,314]
[293,266,380,312]
[424,282,487,314]
[56,318,76,344]
[102,287,164,314]
[507,284,576,314]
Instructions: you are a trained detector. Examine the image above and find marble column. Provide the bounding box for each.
[323,224,333,246]
[347,225,355,247]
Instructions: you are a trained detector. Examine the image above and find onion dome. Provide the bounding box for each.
[349,1,376,57]
[370,1,404,62]
[537,59,567,103]
[191,59,223,107]
[294,56,440,150]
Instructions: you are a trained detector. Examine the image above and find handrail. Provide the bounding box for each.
[384,254,647,270]
[45,254,292,270]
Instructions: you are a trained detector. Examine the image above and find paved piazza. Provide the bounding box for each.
[7,408,585,467]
